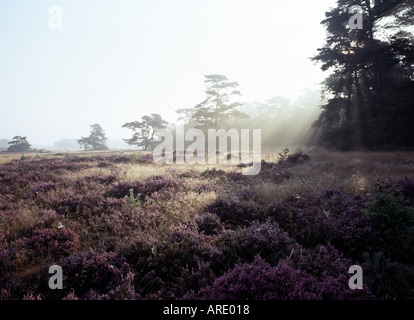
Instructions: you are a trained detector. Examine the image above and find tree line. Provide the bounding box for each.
[310,0,414,150]
[3,73,322,153]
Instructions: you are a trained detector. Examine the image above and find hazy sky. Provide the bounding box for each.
[0,0,336,146]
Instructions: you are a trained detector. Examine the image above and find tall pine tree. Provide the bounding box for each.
[193,74,248,131]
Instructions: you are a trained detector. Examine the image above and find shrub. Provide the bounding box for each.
[106,181,143,199]
[256,152,310,180]
[318,190,378,257]
[142,175,181,196]
[106,175,181,200]
[205,198,262,226]
[201,168,226,179]
[267,196,331,248]
[0,234,14,286]
[267,190,378,257]
[81,272,141,300]
[226,171,248,181]
[55,192,103,216]
[202,256,375,300]
[124,189,141,208]
[136,153,154,164]
[239,188,257,201]
[84,174,118,185]
[107,155,132,163]
[284,152,310,165]
[365,181,414,262]
[59,249,131,298]
[232,219,293,265]
[193,182,217,194]
[24,228,79,260]
[31,181,58,194]
[362,255,414,299]
[310,274,376,300]
[195,213,223,235]
[292,243,353,279]
[202,257,318,300]
[375,177,414,204]
[138,224,214,295]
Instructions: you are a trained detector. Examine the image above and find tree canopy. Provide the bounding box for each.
[192,74,248,131]
[77,123,108,151]
[7,136,31,152]
[122,113,168,151]
[311,0,414,150]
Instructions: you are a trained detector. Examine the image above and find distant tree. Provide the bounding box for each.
[193,74,248,130]
[77,123,108,151]
[229,89,322,147]
[53,139,79,150]
[122,113,168,150]
[258,96,291,120]
[7,136,31,152]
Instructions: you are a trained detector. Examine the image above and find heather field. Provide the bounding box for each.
[0,150,414,300]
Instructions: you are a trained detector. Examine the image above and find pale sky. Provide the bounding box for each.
[0,0,336,146]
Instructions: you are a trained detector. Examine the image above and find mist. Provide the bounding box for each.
[0,0,336,149]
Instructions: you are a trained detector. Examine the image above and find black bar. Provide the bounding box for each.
[0,300,405,318]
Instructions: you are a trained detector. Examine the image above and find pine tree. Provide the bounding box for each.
[7,136,31,152]
[77,123,108,151]
[122,113,168,151]
[176,108,196,130]
[312,0,414,150]
[193,74,248,131]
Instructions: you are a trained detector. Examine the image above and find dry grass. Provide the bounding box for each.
[113,149,414,208]
[0,149,138,165]
[147,190,218,222]
[1,149,413,206]
[260,150,414,201]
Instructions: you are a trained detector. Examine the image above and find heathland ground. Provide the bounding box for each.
[0,148,413,300]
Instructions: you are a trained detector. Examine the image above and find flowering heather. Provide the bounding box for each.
[267,189,379,257]
[231,219,293,264]
[193,181,218,194]
[106,174,182,200]
[57,249,132,299]
[0,151,413,300]
[226,171,248,181]
[135,153,154,164]
[201,167,227,179]
[205,197,262,226]
[106,153,153,164]
[202,256,375,300]
[24,227,79,260]
[194,213,223,236]
[239,188,257,201]
[0,233,14,286]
